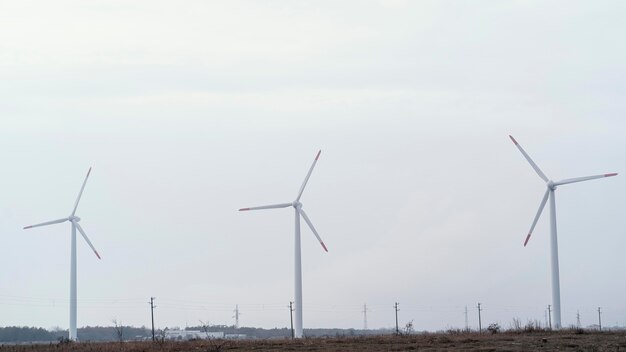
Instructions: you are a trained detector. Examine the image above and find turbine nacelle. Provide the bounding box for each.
[547,180,556,191]
[292,201,302,209]
[69,216,81,222]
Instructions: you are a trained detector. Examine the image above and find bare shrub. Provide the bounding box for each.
[523,320,545,333]
[510,318,522,331]
[403,321,414,335]
[487,323,500,334]
[446,328,464,335]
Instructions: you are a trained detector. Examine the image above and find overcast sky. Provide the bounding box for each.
[1,0,625,332]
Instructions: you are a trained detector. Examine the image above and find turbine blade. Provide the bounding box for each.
[23,217,69,229]
[71,167,92,216]
[299,208,328,252]
[524,188,550,247]
[74,222,101,259]
[553,173,618,186]
[509,136,549,183]
[239,203,292,211]
[296,150,321,202]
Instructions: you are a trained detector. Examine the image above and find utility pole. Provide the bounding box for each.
[464,306,469,331]
[394,302,400,335]
[576,310,581,328]
[289,301,294,339]
[598,307,602,331]
[477,303,482,333]
[362,304,368,330]
[149,297,156,342]
[548,305,552,330]
[233,304,240,329]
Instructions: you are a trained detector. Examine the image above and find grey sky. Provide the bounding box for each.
[1,0,625,331]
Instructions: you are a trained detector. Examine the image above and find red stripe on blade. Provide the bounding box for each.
[95,251,101,260]
[315,150,321,160]
[523,233,531,247]
[321,242,328,252]
[23,226,32,229]
[239,208,250,211]
[605,173,618,177]
[509,135,518,145]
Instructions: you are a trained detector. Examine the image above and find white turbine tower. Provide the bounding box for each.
[24,167,101,341]
[510,136,617,329]
[239,150,328,338]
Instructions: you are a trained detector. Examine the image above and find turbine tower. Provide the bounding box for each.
[24,167,101,341]
[363,303,368,330]
[239,150,328,338]
[509,136,617,329]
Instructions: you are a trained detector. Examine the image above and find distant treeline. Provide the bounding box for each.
[0,325,391,343]
[0,327,56,343]
[0,326,151,343]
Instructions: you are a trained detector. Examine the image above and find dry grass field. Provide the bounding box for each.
[2,331,625,351]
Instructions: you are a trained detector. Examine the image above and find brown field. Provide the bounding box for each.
[2,331,626,352]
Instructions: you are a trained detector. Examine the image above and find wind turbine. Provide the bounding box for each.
[24,167,101,341]
[509,136,617,329]
[239,150,327,338]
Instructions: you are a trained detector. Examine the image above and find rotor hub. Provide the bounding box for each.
[69,216,81,222]
[547,180,556,190]
[292,201,302,208]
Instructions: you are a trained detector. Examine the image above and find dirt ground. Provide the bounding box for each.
[2,331,626,351]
